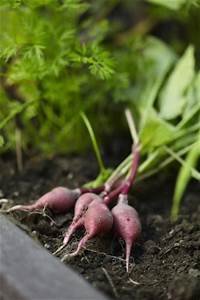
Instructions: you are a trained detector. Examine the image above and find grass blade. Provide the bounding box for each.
[80,112,105,173]
[164,146,200,180]
[170,139,200,221]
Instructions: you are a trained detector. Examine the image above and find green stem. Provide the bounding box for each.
[177,103,200,129]
[106,154,132,185]
[136,142,198,182]
[164,146,200,180]
[171,139,200,221]
[138,150,160,173]
[168,122,200,147]
[124,108,139,144]
[81,112,105,173]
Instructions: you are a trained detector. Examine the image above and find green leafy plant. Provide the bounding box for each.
[0,0,200,219]
[0,0,116,154]
[171,137,200,220]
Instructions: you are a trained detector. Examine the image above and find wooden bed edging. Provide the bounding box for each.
[0,214,109,300]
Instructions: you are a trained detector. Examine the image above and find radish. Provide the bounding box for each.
[63,193,101,245]
[65,200,113,258]
[7,187,81,214]
[112,194,141,272]
[107,122,141,272]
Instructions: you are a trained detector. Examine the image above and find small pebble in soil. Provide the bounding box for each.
[31,230,38,237]
[44,243,51,249]
[13,191,20,197]
[168,229,175,237]
[67,173,74,180]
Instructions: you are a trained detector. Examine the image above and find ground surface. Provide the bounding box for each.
[0,153,200,300]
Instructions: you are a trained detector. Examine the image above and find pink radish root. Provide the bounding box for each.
[63,193,102,245]
[7,187,81,214]
[66,200,113,258]
[112,194,141,272]
[108,144,141,272]
[6,186,105,215]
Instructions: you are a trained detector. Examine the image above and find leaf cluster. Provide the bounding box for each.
[0,0,116,154]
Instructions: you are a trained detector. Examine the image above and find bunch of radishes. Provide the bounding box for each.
[6,110,141,272]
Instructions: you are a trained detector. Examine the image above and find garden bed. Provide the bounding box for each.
[0,154,200,300]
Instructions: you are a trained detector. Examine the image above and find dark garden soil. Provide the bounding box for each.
[0,152,200,300]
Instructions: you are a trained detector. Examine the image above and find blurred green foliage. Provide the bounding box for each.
[0,0,117,154]
[0,0,199,156]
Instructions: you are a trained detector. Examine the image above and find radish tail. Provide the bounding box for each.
[7,203,36,212]
[126,241,133,273]
[63,218,83,245]
[69,233,91,257]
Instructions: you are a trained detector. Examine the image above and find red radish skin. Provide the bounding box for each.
[63,193,102,245]
[7,187,80,214]
[67,200,113,257]
[112,194,141,272]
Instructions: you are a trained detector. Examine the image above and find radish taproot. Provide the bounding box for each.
[62,199,113,259]
[7,187,81,214]
[112,194,141,272]
[63,193,101,245]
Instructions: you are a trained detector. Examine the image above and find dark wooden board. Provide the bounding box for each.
[0,214,108,300]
